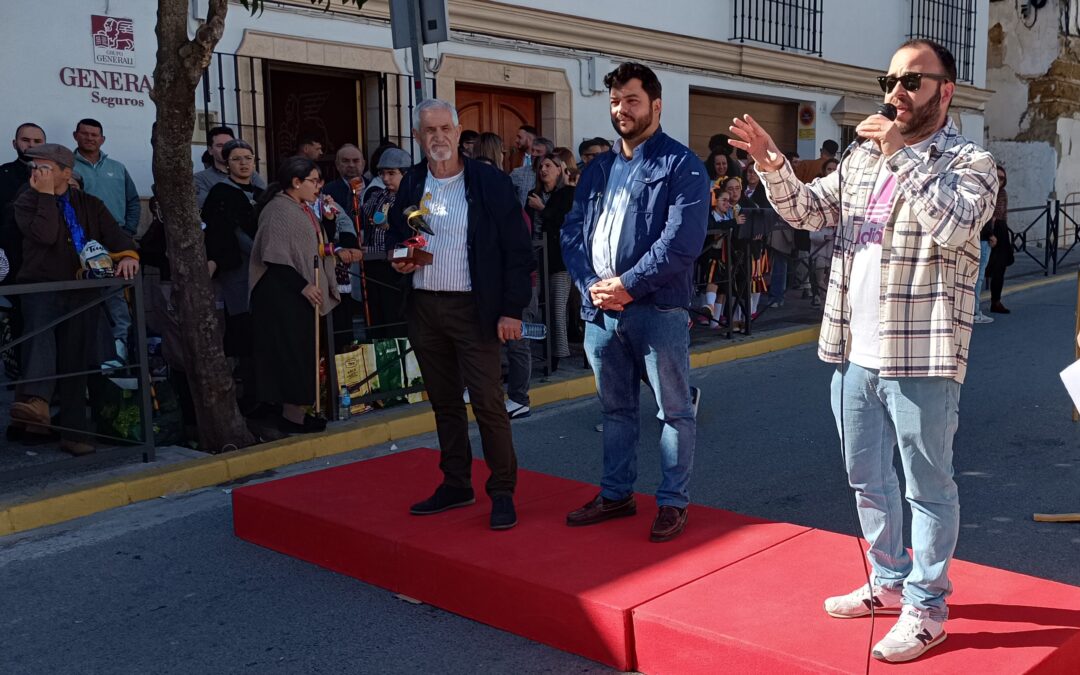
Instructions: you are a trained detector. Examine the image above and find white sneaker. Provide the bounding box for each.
[505,399,530,419]
[973,312,994,324]
[872,605,947,663]
[823,583,904,618]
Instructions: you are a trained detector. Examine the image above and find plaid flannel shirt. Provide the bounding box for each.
[760,119,998,383]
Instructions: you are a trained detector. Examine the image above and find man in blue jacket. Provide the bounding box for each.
[562,62,709,542]
[387,98,533,531]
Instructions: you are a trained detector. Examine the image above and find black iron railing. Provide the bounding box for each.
[909,0,978,84]
[732,0,823,56]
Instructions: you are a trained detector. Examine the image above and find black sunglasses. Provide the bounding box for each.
[877,72,951,93]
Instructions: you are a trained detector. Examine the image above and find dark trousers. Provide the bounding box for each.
[987,257,1007,303]
[407,290,517,496]
[18,288,97,438]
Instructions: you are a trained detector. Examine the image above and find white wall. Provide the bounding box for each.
[0,0,159,195]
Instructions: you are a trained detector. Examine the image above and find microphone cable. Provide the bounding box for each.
[836,101,896,675]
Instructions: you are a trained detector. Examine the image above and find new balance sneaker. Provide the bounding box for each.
[823,583,904,618]
[872,606,947,663]
[505,399,531,419]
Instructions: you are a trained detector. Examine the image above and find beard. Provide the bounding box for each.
[427,145,453,162]
[610,108,655,141]
[895,86,942,140]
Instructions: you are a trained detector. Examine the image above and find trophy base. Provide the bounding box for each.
[391,247,433,266]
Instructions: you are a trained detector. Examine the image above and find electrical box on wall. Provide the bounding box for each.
[580,56,610,96]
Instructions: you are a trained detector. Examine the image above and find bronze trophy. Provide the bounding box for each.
[390,193,435,266]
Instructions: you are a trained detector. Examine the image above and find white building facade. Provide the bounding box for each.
[0,0,993,215]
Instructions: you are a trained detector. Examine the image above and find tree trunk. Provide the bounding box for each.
[151,0,254,451]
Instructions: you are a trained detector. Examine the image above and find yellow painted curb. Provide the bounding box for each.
[0,324,823,538]
[998,273,1072,298]
[7,481,130,533]
[388,410,436,439]
[125,459,231,503]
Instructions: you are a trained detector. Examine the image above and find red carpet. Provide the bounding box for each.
[233,448,1080,673]
[633,529,1080,674]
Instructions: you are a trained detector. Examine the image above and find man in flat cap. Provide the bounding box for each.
[10,143,139,455]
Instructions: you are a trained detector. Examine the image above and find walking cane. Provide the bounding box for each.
[313,254,321,415]
[350,178,373,327]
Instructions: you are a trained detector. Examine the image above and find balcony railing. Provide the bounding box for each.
[731,0,823,56]
[909,0,977,84]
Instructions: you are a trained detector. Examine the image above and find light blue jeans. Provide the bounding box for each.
[830,363,960,621]
[584,303,696,508]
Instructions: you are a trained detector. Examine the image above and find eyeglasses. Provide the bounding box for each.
[301,177,323,186]
[877,72,950,93]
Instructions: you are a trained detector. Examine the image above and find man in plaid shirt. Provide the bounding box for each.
[731,39,997,663]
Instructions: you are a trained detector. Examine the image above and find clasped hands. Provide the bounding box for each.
[589,277,632,312]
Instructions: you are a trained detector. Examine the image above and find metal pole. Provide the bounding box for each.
[133,276,156,463]
[408,0,427,102]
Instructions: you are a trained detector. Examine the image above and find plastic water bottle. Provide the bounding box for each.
[521,322,548,340]
[339,386,352,420]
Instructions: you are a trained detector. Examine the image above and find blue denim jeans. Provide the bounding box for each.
[584,303,695,508]
[831,363,961,621]
[768,253,788,303]
[975,240,991,300]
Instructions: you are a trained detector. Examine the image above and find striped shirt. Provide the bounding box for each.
[412,169,471,292]
[759,119,998,383]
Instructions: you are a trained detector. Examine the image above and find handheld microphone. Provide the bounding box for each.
[876,102,898,121]
[404,205,435,235]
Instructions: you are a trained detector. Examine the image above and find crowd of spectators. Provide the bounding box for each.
[0,112,1016,454]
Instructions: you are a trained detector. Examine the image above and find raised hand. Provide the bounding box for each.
[728,115,784,172]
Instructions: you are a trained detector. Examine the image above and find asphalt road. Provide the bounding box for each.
[1,278,1078,674]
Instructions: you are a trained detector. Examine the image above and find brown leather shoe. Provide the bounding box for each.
[990,301,1010,314]
[566,493,636,526]
[60,439,96,457]
[11,397,51,427]
[650,506,688,542]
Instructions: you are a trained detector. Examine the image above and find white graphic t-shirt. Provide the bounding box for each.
[847,138,933,369]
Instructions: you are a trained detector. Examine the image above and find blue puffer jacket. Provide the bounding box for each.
[560,128,709,323]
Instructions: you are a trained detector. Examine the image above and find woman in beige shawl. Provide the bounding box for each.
[250,157,359,433]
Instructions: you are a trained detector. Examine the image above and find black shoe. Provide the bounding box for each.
[490,495,518,530]
[410,484,476,515]
[278,414,327,434]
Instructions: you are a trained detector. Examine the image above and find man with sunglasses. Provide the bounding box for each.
[730,39,998,663]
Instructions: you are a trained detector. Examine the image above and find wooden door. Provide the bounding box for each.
[456,85,539,172]
[689,91,798,159]
[265,64,363,180]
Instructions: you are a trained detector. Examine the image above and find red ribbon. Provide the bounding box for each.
[404,235,427,248]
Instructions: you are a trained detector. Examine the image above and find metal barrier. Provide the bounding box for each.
[1006,199,1080,276]
[0,276,154,481]
[321,238,556,421]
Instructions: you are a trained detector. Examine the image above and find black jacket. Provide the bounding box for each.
[387,158,534,333]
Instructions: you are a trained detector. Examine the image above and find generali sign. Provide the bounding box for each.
[92,15,136,68]
[57,15,153,109]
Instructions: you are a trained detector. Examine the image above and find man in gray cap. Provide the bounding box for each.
[10,143,139,455]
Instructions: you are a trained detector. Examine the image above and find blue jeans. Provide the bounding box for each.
[768,254,788,303]
[975,240,991,300]
[584,303,695,508]
[831,363,961,621]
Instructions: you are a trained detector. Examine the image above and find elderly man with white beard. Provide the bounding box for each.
[387,98,534,531]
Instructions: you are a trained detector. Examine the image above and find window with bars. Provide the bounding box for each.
[731,0,823,56]
[909,0,978,84]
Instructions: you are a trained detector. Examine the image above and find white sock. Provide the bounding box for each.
[705,291,717,308]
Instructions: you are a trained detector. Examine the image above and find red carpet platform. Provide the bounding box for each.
[233,448,1080,673]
